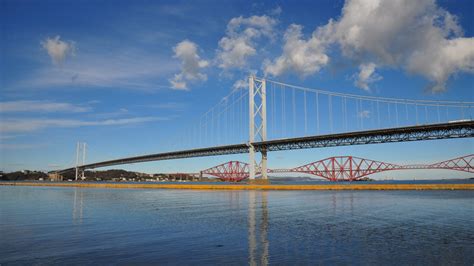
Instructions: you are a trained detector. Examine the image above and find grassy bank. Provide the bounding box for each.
[1,181,473,190]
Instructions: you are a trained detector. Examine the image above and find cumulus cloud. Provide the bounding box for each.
[354,63,382,91]
[0,100,91,113]
[322,0,474,92]
[0,117,166,133]
[265,0,474,92]
[407,38,474,92]
[41,36,76,65]
[217,15,277,71]
[264,24,329,77]
[169,40,209,90]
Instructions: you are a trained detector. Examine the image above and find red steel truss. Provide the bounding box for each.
[290,156,403,181]
[428,154,474,172]
[201,155,473,182]
[201,161,250,182]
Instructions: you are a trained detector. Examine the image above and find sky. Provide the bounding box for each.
[1,0,473,179]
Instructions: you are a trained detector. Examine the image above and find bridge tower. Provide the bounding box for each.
[75,142,87,181]
[248,76,268,180]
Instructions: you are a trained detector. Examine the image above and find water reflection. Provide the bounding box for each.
[72,188,84,225]
[2,187,471,264]
[248,191,269,265]
[331,192,355,215]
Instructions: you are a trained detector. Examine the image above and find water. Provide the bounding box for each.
[1,186,473,265]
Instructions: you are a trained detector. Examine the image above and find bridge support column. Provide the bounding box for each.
[261,148,267,179]
[248,76,268,181]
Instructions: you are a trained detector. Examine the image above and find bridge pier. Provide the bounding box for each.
[75,168,86,181]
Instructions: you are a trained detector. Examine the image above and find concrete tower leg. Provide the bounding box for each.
[248,76,269,184]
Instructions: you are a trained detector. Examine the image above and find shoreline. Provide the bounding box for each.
[1,181,473,190]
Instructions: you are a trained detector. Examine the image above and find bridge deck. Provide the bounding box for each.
[253,120,474,151]
[57,121,474,173]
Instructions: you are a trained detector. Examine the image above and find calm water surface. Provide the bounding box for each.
[1,186,473,265]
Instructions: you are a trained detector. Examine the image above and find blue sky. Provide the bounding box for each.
[1,0,473,179]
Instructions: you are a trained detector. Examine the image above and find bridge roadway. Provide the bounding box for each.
[57,121,474,173]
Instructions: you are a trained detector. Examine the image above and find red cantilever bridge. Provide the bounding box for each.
[200,154,474,182]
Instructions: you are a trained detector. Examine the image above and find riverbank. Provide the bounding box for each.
[1,181,473,190]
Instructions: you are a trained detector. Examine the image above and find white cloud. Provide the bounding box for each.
[232,79,248,91]
[217,15,277,71]
[0,117,166,133]
[169,75,188,90]
[264,24,329,77]
[265,0,474,92]
[354,63,382,91]
[322,0,474,92]
[407,38,474,92]
[217,36,256,70]
[227,15,276,37]
[0,100,91,113]
[41,36,76,65]
[169,40,209,90]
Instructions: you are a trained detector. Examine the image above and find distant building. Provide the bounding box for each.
[48,172,63,181]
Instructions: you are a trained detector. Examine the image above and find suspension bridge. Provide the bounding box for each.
[56,76,474,181]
